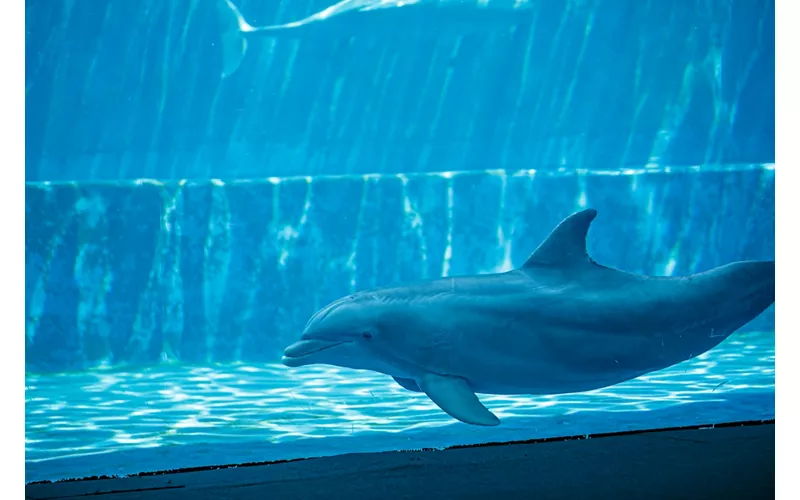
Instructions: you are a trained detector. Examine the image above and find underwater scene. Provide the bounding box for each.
[25,0,774,483]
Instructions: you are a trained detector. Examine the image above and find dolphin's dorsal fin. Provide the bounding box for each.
[522,208,598,268]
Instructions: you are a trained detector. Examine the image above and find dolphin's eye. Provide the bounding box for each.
[362,332,373,340]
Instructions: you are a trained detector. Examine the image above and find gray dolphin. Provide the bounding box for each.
[216,0,536,77]
[282,208,775,426]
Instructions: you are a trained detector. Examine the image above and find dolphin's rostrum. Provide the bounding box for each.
[282,209,775,426]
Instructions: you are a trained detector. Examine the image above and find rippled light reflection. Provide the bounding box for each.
[26,331,774,480]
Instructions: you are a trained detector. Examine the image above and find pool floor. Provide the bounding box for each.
[26,331,775,482]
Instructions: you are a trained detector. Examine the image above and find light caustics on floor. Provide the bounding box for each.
[25,331,774,481]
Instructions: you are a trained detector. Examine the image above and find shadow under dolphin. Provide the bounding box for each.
[282,208,775,426]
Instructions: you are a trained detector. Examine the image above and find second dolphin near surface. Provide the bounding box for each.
[216,0,537,77]
[282,208,775,426]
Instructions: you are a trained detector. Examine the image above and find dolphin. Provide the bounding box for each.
[216,0,537,78]
[281,208,775,426]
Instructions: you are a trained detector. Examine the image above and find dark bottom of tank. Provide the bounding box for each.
[26,420,774,500]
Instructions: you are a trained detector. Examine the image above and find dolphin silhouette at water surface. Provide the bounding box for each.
[217,0,537,77]
[282,209,775,426]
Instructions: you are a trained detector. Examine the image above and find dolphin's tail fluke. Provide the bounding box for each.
[216,0,252,78]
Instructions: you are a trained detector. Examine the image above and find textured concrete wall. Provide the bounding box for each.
[25,0,774,181]
[25,165,775,372]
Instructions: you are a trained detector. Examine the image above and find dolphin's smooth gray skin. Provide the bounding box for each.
[216,0,536,77]
[282,209,775,426]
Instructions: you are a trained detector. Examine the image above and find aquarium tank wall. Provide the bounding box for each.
[25,0,775,482]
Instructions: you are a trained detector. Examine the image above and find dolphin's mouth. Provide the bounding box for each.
[281,339,347,367]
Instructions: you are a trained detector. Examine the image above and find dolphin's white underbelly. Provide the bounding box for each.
[402,310,723,396]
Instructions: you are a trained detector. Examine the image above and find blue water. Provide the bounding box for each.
[25,0,775,484]
[25,0,774,181]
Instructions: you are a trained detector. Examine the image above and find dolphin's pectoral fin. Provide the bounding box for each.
[392,376,422,392]
[522,208,598,268]
[417,373,500,426]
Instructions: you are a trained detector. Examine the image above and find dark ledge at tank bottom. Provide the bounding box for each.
[26,420,774,500]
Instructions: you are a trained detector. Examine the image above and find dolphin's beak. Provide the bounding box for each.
[281,339,346,367]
